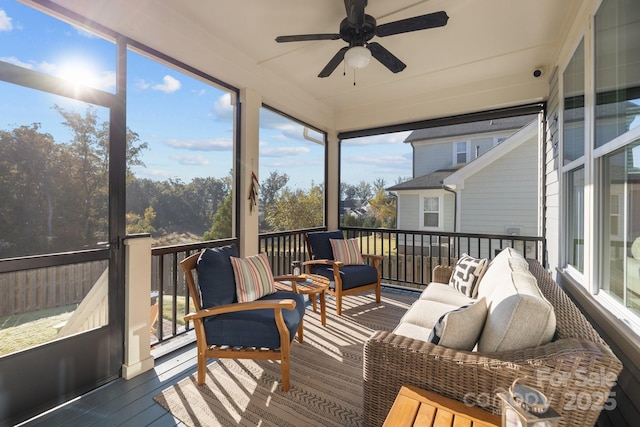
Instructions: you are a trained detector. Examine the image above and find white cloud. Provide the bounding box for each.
[152,75,181,93]
[165,138,233,151]
[94,70,116,91]
[0,10,13,32]
[213,93,234,121]
[170,154,209,166]
[134,79,150,90]
[347,154,410,166]
[0,56,33,69]
[260,146,309,157]
[37,61,56,73]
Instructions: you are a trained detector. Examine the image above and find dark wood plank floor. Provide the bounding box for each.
[20,335,203,427]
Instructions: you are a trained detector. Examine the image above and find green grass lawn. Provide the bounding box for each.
[160,295,193,326]
[359,234,397,256]
[0,305,77,356]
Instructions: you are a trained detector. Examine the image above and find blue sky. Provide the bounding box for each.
[0,0,413,189]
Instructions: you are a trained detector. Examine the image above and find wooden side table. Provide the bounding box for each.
[383,385,501,427]
[276,274,329,326]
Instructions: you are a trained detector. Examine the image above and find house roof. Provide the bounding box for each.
[386,169,458,191]
[404,115,537,143]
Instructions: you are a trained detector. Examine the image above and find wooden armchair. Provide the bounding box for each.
[180,244,305,391]
[304,230,382,315]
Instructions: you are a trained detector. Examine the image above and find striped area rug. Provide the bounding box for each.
[154,290,416,427]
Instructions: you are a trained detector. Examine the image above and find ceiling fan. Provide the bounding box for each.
[275,0,449,78]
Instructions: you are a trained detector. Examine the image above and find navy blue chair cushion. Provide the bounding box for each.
[310,264,378,291]
[306,230,344,260]
[196,244,239,308]
[204,291,305,348]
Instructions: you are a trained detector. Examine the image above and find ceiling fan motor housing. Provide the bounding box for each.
[339,15,377,47]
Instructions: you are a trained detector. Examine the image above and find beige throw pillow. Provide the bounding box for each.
[427,297,487,351]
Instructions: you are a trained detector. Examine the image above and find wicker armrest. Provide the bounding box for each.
[363,331,622,427]
[432,264,454,284]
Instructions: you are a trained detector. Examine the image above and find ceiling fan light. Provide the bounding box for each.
[345,46,371,69]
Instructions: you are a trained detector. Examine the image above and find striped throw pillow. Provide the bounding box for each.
[230,253,276,303]
[329,238,364,265]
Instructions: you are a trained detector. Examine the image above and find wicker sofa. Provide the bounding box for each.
[363,250,623,427]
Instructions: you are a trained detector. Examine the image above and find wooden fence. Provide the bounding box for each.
[0,260,108,317]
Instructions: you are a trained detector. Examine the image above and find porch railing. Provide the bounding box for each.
[150,227,544,344]
[150,238,236,345]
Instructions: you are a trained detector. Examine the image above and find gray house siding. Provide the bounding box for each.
[413,142,454,176]
[397,193,420,230]
[443,193,455,231]
[545,66,561,272]
[396,192,454,232]
[458,134,539,236]
[468,136,495,160]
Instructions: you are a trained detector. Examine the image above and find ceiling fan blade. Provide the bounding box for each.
[344,0,367,28]
[318,46,350,78]
[276,33,341,43]
[375,11,449,37]
[367,42,406,73]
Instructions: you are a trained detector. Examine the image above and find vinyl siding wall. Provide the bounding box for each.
[413,133,521,177]
[458,135,539,236]
[397,194,420,230]
[413,142,454,176]
[545,66,561,272]
[396,191,454,232]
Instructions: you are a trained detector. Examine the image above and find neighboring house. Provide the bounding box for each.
[387,116,540,255]
[339,199,371,218]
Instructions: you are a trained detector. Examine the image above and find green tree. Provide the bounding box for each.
[203,192,233,240]
[259,171,289,231]
[54,105,148,246]
[265,184,323,231]
[126,206,156,234]
[0,124,64,256]
[354,180,373,202]
[368,187,396,228]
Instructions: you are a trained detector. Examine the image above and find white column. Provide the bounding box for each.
[122,235,154,379]
[326,130,340,230]
[238,88,262,256]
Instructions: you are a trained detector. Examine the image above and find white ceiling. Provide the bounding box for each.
[37,0,582,133]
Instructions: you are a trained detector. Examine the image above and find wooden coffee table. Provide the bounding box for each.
[276,274,329,326]
[383,385,500,427]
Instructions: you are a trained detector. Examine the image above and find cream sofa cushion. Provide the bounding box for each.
[393,322,431,341]
[478,268,556,352]
[476,247,529,301]
[397,300,458,329]
[419,282,475,306]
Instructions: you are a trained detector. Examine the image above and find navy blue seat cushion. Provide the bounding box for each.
[196,244,239,308]
[310,264,378,291]
[306,230,344,260]
[204,291,305,348]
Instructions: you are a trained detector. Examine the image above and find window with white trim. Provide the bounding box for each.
[455,141,468,165]
[422,196,440,228]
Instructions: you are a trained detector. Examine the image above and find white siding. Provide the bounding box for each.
[458,135,539,236]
